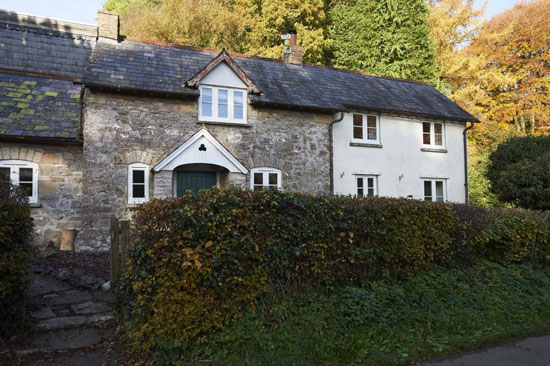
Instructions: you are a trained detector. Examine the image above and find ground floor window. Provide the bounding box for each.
[128,163,149,204]
[423,179,446,202]
[0,160,38,203]
[356,175,377,197]
[250,167,281,190]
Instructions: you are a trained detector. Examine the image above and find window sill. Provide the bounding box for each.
[29,203,42,208]
[197,121,251,128]
[421,148,448,153]
[350,142,383,148]
[127,202,148,209]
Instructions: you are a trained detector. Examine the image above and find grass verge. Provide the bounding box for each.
[155,261,550,365]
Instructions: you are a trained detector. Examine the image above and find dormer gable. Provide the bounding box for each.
[201,62,247,89]
[186,50,261,94]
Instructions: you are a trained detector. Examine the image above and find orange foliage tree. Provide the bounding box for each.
[465,0,550,134]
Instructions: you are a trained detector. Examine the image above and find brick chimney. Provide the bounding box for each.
[97,10,119,41]
[284,30,303,66]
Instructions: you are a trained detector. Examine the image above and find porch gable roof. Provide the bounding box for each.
[153,128,248,174]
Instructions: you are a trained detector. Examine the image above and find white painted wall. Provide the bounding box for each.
[333,113,467,203]
[200,62,247,89]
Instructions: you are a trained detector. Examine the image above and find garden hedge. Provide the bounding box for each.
[487,135,550,210]
[120,188,550,351]
[0,181,34,339]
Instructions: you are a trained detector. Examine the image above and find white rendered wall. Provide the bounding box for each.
[200,62,247,88]
[332,113,467,203]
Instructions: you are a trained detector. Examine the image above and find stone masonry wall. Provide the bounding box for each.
[0,143,83,248]
[81,89,331,250]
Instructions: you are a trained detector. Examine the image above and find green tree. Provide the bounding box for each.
[327,0,438,84]
[241,0,328,63]
[427,0,486,93]
[103,0,329,63]
[467,0,550,134]
[103,0,148,15]
[105,0,250,52]
[487,136,550,211]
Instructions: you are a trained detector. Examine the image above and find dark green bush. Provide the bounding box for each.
[0,180,34,339]
[453,204,550,265]
[121,188,550,354]
[487,135,550,210]
[122,188,460,350]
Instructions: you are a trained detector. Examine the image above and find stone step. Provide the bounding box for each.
[71,301,110,315]
[29,275,71,297]
[35,313,116,331]
[14,327,116,359]
[31,328,102,351]
[40,290,92,306]
[30,307,56,320]
[88,313,115,325]
[36,316,86,331]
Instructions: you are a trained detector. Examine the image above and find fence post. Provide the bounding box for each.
[110,218,120,284]
[120,220,130,273]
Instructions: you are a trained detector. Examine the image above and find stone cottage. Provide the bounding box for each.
[0,10,478,251]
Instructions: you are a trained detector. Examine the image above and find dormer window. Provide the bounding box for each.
[199,86,247,124]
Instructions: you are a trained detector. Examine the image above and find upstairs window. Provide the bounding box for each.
[424,179,445,202]
[128,163,149,204]
[352,114,379,144]
[0,160,38,203]
[251,168,281,191]
[356,175,377,197]
[422,122,445,148]
[199,86,247,124]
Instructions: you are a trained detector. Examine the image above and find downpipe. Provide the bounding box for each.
[463,122,475,205]
[329,112,345,194]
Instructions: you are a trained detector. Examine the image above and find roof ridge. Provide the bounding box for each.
[125,37,287,64]
[0,9,97,38]
[0,20,96,41]
[122,37,427,83]
[302,62,430,86]
[125,37,222,54]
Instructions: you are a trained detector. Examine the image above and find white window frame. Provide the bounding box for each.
[351,113,380,144]
[423,179,446,202]
[0,160,38,203]
[199,85,247,124]
[250,167,282,190]
[356,175,378,197]
[422,121,446,149]
[128,163,149,205]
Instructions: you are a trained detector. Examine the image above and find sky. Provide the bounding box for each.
[0,0,527,25]
[475,0,525,18]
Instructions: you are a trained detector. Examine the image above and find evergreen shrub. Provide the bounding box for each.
[121,188,459,349]
[121,188,550,352]
[0,181,34,339]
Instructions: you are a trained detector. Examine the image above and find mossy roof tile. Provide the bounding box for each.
[0,72,81,140]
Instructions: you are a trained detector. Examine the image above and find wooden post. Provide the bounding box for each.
[120,220,130,273]
[110,218,120,284]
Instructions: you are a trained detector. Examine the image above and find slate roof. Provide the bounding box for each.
[0,72,82,139]
[0,20,95,78]
[0,10,476,144]
[0,13,95,141]
[83,40,478,122]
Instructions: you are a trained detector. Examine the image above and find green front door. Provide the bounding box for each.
[176,171,217,196]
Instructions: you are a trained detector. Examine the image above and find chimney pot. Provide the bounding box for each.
[97,10,119,41]
[289,30,297,46]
